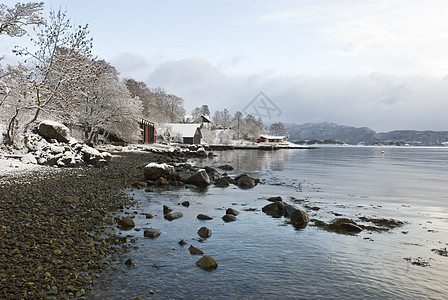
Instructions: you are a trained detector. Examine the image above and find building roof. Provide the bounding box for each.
[260,134,287,140]
[166,123,201,138]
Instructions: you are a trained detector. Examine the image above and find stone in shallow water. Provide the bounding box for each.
[196,255,218,270]
[222,214,237,222]
[188,245,204,255]
[197,214,213,220]
[197,227,212,238]
[144,228,161,238]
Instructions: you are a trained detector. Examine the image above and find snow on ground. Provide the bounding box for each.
[0,155,49,184]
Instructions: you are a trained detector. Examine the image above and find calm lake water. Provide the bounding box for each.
[90,146,448,299]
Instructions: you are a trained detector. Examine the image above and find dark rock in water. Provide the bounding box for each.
[222,214,237,222]
[164,212,183,221]
[173,171,193,182]
[125,258,133,265]
[169,180,184,187]
[267,196,283,202]
[185,169,211,187]
[339,222,363,233]
[214,178,230,187]
[204,166,221,181]
[189,245,204,255]
[38,120,71,143]
[181,201,190,207]
[198,226,212,238]
[144,163,174,181]
[235,174,259,189]
[197,214,213,220]
[144,228,161,238]
[262,201,286,218]
[117,217,135,229]
[284,204,298,218]
[145,213,153,219]
[163,205,173,215]
[154,177,169,186]
[290,209,309,228]
[226,208,239,216]
[178,239,188,246]
[218,164,234,171]
[196,255,218,270]
[223,176,236,185]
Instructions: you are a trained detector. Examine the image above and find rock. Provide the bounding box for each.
[197,227,212,238]
[284,204,298,217]
[173,171,193,182]
[267,196,283,202]
[197,214,213,220]
[117,217,135,229]
[196,255,218,270]
[226,208,239,216]
[218,164,234,171]
[214,178,230,187]
[235,174,258,189]
[262,201,286,218]
[145,213,153,219]
[163,205,172,215]
[63,196,80,204]
[188,245,204,255]
[222,214,237,222]
[185,169,211,187]
[164,212,183,221]
[144,228,161,238]
[339,222,363,233]
[137,181,148,188]
[144,163,175,181]
[154,177,169,186]
[290,209,309,228]
[178,239,187,246]
[87,211,103,219]
[125,258,133,265]
[204,166,221,181]
[21,153,37,164]
[38,120,71,143]
[181,201,190,207]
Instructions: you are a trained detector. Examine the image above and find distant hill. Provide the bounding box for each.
[284,122,448,146]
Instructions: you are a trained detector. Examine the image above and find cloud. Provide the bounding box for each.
[145,57,448,132]
[108,52,160,81]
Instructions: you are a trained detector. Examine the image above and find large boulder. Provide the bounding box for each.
[144,163,175,181]
[38,120,71,143]
[204,166,221,181]
[185,169,211,187]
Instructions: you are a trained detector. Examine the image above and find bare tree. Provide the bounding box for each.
[270,122,285,136]
[0,2,44,37]
[213,108,232,129]
[11,9,95,146]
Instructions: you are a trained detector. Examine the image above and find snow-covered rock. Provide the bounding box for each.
[144,162,175,180]
[38,120,71,143]
[21,153,37,164]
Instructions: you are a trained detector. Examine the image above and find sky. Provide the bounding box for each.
[1,0,448,132]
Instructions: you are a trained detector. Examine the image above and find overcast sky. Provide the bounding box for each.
[2,0,448,132]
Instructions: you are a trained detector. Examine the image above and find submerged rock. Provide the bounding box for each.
[235,174,259,189]
[226,208,239,216]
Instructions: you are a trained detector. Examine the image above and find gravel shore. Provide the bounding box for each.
[0,151,159,299]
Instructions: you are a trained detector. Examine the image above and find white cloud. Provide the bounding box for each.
[145,57,448,132]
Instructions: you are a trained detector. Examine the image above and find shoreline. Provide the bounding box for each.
[0,151,161,299]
